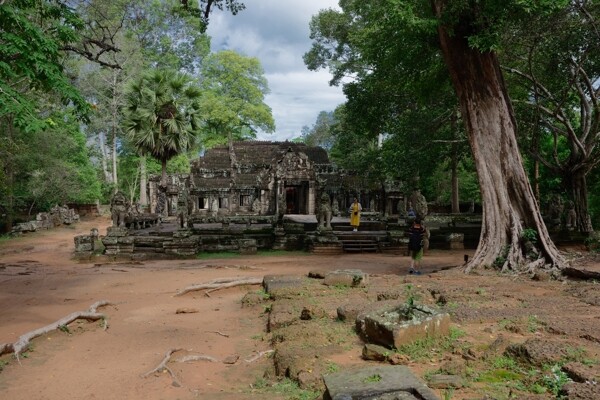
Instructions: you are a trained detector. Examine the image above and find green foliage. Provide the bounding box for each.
[0,359,8,372]
[251,377,320,400]
[396,326,466,361]
[199,50,275,143]
[126,0,211,74]
[492,246,510,269]
[363,374,382,383]
[123,68,202,180]
[1,108,102,216]
[0,0,90,131]
[521,229,538,245]
[325,361,339,373]
[298,111,336,150]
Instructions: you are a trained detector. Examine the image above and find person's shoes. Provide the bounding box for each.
[353,228,357,232]
[414,270,422,276]
[408,267,415,274]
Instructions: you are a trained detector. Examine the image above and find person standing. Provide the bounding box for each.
[408,217,426,274]
[349,197,362,232]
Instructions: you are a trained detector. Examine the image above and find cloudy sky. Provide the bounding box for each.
[206,0,346,141]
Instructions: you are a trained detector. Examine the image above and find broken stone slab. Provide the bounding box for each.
[426,374,464,389]
[560,381,600,399]
[562,362,600,383]
[106,226,129,237]
[263,274,305,296]
[504,338,573,367]
[361,304,451,349]
[362,343,391,362]
[323,269,368,287]
[323,365,440,400]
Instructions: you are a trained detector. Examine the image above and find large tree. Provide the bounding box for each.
[502,1,600,233]
[306,0,568,272]
[123,68,202,186]
[199,50,275,145]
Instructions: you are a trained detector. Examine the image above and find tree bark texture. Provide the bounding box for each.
[434,2,565,271]
[111,72,119,190]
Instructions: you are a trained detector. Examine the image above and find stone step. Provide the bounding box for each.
[340,238,379,253]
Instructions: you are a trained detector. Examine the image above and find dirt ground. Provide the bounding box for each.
[0,216,599,400]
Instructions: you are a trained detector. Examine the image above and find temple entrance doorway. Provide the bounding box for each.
[284,181,309,214]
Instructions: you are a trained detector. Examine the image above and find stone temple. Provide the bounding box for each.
[148,141,404,218]
[74,141,483,258]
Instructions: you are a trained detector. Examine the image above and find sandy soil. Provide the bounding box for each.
[0,216,598,400]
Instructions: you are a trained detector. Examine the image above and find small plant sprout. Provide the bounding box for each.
[364,373,382,383]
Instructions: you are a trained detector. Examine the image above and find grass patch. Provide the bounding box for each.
[472,353,577,398]
[196,252,241,260]
[396,326,466,360]
[0,234,15,244]
[252,377,320,400]
[256,250,309,257]
[363,373,382,383]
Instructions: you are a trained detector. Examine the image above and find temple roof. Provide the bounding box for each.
[192,141,330,171]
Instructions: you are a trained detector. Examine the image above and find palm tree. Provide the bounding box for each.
[123,69,202,186]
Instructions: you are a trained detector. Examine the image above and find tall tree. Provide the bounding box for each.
[502,1,600,233]
[123,68,202,186]
[0,0,91,229]
[306,0,568,272]
[300,111,336,150]
[199,50,275,146]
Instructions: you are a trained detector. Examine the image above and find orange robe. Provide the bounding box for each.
[350,202,362,227]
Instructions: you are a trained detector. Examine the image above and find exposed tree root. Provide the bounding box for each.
[141,348,183,386]
[175,277,263,296]
[0,300,113,361]
[244,350,274,363]
[142,349,220,387]
[175,354,219,363]
[206,330,229,337]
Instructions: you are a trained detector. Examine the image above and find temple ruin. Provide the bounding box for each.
[148,141,405,219]
[75,141,485,259]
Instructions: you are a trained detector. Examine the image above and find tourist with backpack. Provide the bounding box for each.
[408,217,427,274]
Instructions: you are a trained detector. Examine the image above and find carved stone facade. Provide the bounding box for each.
[148,141,404,219]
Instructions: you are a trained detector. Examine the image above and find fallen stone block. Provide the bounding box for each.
[323,365,439,400]
[362,304,451,349]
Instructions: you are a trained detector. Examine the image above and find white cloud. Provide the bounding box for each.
[206,0,345,140]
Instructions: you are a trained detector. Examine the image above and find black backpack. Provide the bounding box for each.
[408,225,424,251]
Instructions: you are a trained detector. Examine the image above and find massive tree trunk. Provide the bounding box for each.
[111,72,119,192]
[98,132,112,184]
[434,3,566,272]
[567,170,593,233]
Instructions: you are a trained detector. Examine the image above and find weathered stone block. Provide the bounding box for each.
[323,365,440,400]
[102,236,118,245]
[445,233,464,250]
[362,304,451,349]
[323,269,368,287]
[106,227,129,237]
[263,275,305,295]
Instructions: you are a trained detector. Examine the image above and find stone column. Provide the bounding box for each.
[308,181,315,215]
